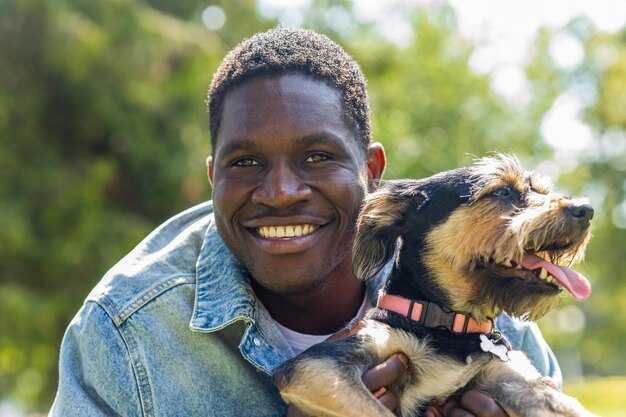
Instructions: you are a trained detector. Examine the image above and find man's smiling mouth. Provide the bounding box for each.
[257,225,320,239]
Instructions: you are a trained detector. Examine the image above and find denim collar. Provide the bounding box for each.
[189,214,294,373]
[190,213,255,332]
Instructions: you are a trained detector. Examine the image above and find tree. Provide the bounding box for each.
[0,0,269,409]
[525,19,626,377]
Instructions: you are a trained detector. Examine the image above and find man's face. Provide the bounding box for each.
[209,73,372,295]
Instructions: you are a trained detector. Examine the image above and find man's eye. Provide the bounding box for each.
[304,153,331,163]
[233,158,261,167]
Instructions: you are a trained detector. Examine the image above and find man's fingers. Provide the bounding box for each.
[436,397,472,417]
[327,326,409,413]
[541,376,559,391]
[446,408,474,417]
[326,321,366,341]
[376,389,399,411]
[424,406,444,417]
[361,353,409,391]
[458,390,509,417]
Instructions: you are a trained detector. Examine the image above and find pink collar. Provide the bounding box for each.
[377,294,493,334]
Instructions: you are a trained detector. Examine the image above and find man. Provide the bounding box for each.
[50,28,560,417]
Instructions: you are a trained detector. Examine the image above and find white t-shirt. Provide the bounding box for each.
[272,295,372,355]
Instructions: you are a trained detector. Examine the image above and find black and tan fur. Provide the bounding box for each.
[274,155,597,417]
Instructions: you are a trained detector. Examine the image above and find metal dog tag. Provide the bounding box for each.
[479,334,510,362]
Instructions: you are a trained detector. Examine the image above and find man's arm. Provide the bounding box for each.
[49,302,143,417]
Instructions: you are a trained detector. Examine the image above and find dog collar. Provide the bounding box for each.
[377,294,493,334]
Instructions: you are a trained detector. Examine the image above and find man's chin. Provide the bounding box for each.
[251,273,331,297]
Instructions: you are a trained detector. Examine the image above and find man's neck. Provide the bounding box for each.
[252,275,366,335]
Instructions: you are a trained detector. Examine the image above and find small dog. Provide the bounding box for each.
[274,154,597,417]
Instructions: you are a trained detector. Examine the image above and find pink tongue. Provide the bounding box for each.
[521,254,591,301]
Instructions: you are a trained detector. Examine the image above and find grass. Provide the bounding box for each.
[564,376,626,417]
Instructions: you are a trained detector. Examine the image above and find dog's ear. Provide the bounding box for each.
[353,180,428,281]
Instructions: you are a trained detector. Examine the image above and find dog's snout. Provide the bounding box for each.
[567,203,594,225]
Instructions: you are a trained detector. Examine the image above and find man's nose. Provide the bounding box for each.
[251,161,313,208]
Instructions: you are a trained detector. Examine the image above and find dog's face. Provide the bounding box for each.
[353,154,593,321]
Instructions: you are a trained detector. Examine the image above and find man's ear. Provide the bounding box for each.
[366,142,386,191]
[206,156,214,187]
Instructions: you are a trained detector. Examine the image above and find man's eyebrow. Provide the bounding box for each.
[216,133,347,157]
[295,133,345,147]
[216,139,258,156]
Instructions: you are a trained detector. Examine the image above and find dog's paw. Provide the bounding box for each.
[482,377,598,417]
[525,385,599,417]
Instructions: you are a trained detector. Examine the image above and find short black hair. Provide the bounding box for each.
[208,27,371,152]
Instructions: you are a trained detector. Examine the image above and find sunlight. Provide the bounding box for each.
[257,0,311,26]
[549,32,585,70]
[540,93,594,152]
[490,65,531,108]
[201,5,226,31]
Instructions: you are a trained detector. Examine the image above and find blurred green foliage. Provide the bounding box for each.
[1,0,625,412]
[564,376,626,417]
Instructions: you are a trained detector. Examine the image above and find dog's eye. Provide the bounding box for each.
[492,186,513,199]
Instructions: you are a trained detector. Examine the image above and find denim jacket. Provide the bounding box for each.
[50,201,561,417]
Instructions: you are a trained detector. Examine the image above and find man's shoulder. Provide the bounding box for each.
[86,201,216,326]
[496,313,562,383]
[496,313,542,349]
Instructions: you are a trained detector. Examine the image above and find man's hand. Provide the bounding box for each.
[424,391,509,417]
[329,322,409,410]
[363,365,510,417]
[286,352,408,417]
[287,320,409,417]
[362,352,409,411]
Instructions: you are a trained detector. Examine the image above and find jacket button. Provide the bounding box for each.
[253,338,261,347]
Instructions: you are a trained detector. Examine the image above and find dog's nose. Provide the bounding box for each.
[567,203,594,225]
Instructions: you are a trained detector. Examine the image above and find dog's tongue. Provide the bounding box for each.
[521,254,591,301]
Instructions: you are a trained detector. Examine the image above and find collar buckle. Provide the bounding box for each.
[420,301,453,329]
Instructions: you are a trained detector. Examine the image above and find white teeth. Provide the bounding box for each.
[257,225,318,239]
[502,259,512,267]
[534,268,559,285]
